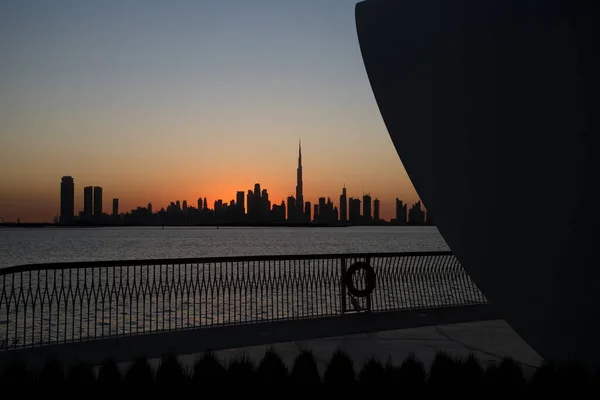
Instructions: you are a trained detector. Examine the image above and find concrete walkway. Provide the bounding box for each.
[2,305,500,369]
[165,319,543,375]
[3,306,543,375]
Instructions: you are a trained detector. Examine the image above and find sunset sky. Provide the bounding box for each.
[0,0,422,223]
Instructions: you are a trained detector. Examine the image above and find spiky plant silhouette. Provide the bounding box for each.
[65,361,95,391]
[428,351,462,389]
[227,353,256,386]
[124,356,154,390]
[323,349,355,386]
[290,349,321,386]
[156,354,188,390]
[458,353,485,387]
[485,357,525,389]
[96,358,123,392]
[257,348,288,385]
[0,361,31,390]
[192,351,227,387]
[37,357,64,392]
[358,358,385,386]
[396,353,427,388]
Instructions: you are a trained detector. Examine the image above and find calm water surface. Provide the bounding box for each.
[0,226,448,268]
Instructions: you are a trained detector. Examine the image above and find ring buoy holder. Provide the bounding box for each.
[343,261,376,298]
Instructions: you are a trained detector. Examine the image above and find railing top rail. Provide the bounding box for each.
[0,250,454,275]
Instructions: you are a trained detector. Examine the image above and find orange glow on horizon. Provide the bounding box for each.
[0,0,429,225]
[0,136,425,223]
[0,173,424,224]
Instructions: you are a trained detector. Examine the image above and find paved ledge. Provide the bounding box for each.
[0,304,499,369]
[198,319,542,377]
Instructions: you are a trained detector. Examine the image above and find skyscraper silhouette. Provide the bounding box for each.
[395,199,407,224]
[295,139,304,221]
[317,197,326,222]
[349,197,361,224]
[236,191,245,214]
[83,186,93,220]
[60,176,74,224]
[286,196,296,221]
[304,201,311,222]
[93,186,103,219]
[340,185,347,222]
[363,194,372,222]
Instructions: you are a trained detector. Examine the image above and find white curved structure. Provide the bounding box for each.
[356,0,598,367]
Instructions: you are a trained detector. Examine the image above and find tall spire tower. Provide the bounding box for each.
[295,139,304,221]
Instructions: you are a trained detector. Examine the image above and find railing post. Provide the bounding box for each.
[340,256,347,315]
[365,256,372,313]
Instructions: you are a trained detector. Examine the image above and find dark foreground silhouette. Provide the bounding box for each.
[356,0,599,368]
[1,349,597,392]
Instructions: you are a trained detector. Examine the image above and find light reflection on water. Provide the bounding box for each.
[1,255,486,349]
[0,226,448,268]
[0,226,465,349]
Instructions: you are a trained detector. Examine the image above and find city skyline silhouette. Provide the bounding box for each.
[51,141,428,226]
[0,0,422,224]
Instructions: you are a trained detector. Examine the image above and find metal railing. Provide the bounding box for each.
[0,251,487,351]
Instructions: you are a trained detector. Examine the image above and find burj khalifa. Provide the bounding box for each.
[295,140,304,221]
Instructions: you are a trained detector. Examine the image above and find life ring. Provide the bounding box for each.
[343,262,376,298]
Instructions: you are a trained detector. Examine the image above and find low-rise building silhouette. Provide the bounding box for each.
[112,198,119,216]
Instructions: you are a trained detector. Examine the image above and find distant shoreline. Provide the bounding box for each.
[0,222,435,229]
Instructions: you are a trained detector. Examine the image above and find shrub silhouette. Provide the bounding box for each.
[485,358,525,389]
[0,361,31,389]
[192,351,227,387]
[156,354,188,389]
[428,351,462,389]
[382,358,401,386]
[323,350,355,386]
[37,357,64,390]
[458,353,484,386]
[554,362,591,389]
[227,353,256,386]
[594,370,600,395]
[290,349,321,385]
[65,362,95,390]
[358,358,385,385]
[396,353,426,388]
[124,357,154,389]
[3,348,598,391]
[96,358,122,390]
[257,348,288,385]
[529,363,556,391]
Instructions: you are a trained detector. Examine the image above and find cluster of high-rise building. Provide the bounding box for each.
[58,142,432,226]
[392,199,427,225]
[59,177,119,224]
